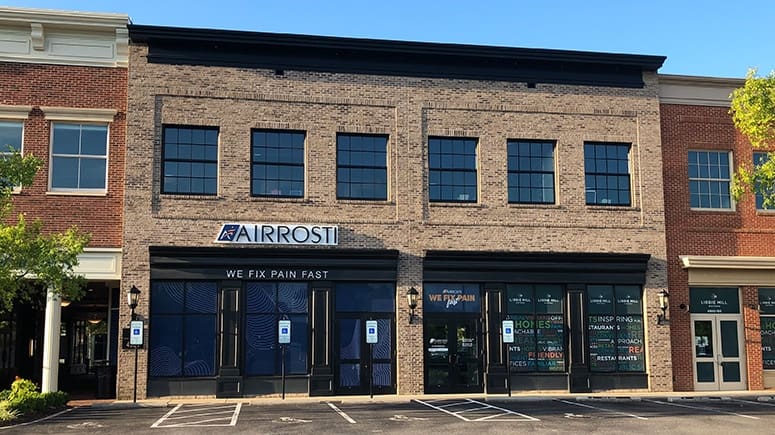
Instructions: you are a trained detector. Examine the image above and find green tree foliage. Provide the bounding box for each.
[730,69,775,207]
[0,147,89,311]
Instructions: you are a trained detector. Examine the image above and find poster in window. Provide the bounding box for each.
[761,316,775,369]
[535,314,565,372]
[616,315,645,371]
[588,315,616,372]
[509,314,536,372]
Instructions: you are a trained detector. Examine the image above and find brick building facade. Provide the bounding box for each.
[119,24,672,399]
[660,75,775,391]
[0,7,127,395]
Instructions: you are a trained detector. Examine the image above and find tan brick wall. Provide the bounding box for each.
[119,43,671,398]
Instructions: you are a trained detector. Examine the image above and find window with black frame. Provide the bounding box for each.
[149,281,218,377]
[429,137,477,202]
[507,140,555,204]
[162,125,218,195]
[244,282,309,376]
[506,284,565,372]
[587,285,645,372]
[336,133,388,200]
[584,142,631,206]
[252,129,305,197]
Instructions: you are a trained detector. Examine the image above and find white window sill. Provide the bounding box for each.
[46,190,108,197]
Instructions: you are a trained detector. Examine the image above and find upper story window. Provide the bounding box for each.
[688,150,731,210]
[337,133,388,200]
[584,142,631,206]
[507,140,555,204]
[162,125,218,195]
[0,121,23,193]
[252,130,305,198]
[50,123,108,193]
[429,137,477,203]
[754,152,773,210]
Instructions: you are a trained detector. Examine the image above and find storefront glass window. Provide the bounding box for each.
[245,282,309,376]
[149,281,218,377]
[506,284,565,372]
[759,288,775,369]
[587,285,645,372]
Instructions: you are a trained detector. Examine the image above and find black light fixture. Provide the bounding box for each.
[127,285,140,317]
[406,287,419,324]
[657,289,669,325]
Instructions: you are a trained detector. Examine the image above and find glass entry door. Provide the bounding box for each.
[424,316,483,393]
[691,315,746,391]
[335,316,394,395]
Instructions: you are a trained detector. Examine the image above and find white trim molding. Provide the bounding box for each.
[0,105,32,120]
[659,74,745,107]
[41,106,117,123]
[680,255,775,286]
[74,247,122,280]
[0,7,129,68]
[680,255,775,270]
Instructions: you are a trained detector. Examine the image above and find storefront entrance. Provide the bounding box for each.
[424,316,483,393]
[691,315,746,390]
[689,287,746,391]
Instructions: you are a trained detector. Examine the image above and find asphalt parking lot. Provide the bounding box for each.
[4,396,775,434]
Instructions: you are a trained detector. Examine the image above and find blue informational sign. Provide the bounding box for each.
[130,320,144,346]
[278,320,291,344]
[366,320,378,344]
[502,320,514,344]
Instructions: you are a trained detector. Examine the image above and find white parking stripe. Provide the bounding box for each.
[326,402,356,424]
[556,399,648,420]
[151,403,242,428]
[466,399,539,421]
[645,399,759,420]
[0,407,73,430]
[151,404,182,428]
[413,398,539,422]
[413,399,470,421]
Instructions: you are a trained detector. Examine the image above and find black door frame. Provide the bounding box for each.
[333,313,396,395]
[423,314,484,394]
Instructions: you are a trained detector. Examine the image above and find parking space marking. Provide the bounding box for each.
[327,402,356,424]
[555,399,648,420]
[732,398,775,407]
[645,399,759,420]
[413,398,539,422]
[151,403,242,428]
[0,407,73,430]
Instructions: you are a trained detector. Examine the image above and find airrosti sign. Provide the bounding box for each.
[215,223,339,246]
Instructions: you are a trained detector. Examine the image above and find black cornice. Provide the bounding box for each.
[128,24,665,88]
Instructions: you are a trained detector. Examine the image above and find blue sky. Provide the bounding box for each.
[6,0,774,78]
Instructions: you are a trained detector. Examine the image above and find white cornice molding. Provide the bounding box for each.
[41,106,117,123]
[0,105,32,119]
[680,255,775,270]
[0,7,129,68]
[659,74,745,107]
[0,7,127,28]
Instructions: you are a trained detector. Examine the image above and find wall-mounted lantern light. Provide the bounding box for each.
[657,289,670,325]
[406,287,419,324]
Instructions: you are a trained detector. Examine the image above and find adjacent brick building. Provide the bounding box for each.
[660,75,775,391]
[0,7,127,395]
[120,24,672,399]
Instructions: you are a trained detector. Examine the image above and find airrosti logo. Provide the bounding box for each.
[215,223,338,246]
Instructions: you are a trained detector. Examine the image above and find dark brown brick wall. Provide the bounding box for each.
[1,62,127,247]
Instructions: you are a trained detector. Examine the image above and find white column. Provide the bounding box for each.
[41,288,61,393]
